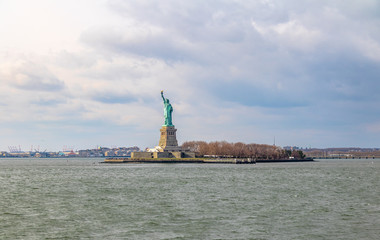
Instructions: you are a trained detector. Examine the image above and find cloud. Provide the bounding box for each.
[91,93,138,104]
[1,61,64,92]
[81,26,197,62]
[55,50,97,69]
[31,97,67,106]
[55,0,380,148]
[252,19,323,52]
[366,122,380,133]
[207,80,309,108]
[0,0,380,150]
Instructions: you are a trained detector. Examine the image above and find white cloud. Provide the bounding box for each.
[0,0,380,150]
[366,122,380,133]
[352,36,380,62]
[252,19,323,51]
[2,60,64,91]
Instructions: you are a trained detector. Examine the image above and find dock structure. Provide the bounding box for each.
[312,156,378,159]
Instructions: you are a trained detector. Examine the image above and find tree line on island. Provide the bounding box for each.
[181,141,306,160]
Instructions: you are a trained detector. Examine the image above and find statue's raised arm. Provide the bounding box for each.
[161,90,165,102]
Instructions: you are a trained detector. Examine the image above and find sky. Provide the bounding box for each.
[0,0,380,151]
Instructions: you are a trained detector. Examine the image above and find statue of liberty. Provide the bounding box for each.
[161,90,173,126]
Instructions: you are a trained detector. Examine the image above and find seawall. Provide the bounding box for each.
[103,158,314,164]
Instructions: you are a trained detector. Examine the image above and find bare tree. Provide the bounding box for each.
[181,141,305,159]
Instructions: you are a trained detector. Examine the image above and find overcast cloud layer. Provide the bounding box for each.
[0,0,379,151]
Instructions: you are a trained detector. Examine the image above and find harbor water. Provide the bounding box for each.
[0,158,379,239]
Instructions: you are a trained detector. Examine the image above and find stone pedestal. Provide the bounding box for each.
[158,126,182,152]
[131,125,195,159]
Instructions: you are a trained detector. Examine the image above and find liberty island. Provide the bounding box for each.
[105,91,254,163]
[104,91,309,163]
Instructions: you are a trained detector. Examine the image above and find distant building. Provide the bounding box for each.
[78,146,140,157]
[283,146,300,151]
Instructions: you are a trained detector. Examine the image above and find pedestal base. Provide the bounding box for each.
[131,125,195,159]
[131,151,195,159]
[158,126,181,152]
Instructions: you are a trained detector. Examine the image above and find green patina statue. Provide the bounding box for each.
[161,90,173,126]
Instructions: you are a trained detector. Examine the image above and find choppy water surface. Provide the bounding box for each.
[0,158,379,239]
